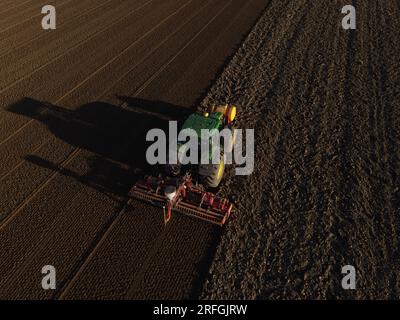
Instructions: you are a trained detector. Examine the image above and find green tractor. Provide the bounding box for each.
[166,104,237,188]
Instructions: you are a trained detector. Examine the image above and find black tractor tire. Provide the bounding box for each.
[199,153,225,188]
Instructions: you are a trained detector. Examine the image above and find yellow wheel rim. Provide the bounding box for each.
[217,157,224,180]
[227,106,237,123]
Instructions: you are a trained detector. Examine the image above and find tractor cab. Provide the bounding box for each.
[129,104,237,226]
[166,105,237,188]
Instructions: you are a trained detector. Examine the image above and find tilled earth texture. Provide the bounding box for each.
[0,0,267,299]
[201,0,400,299]
[1,0,399,300]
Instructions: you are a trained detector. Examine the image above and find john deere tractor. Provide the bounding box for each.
[166,104,237,188]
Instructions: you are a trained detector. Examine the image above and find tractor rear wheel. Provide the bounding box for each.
[199,153,225,188]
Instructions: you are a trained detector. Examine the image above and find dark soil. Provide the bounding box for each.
[200,0,400,299]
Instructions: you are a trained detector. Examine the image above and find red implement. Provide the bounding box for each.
[128,173,233,226]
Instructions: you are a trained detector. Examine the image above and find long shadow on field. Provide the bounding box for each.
[7,97,224,299]
[8,97,191,197]
[117,96,191,120]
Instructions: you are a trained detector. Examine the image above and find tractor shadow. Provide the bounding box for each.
[8,97,192,198]
[8,97,224,300]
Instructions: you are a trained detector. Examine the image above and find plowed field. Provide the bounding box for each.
[201,0,400,299]
[0,0,267,299]
[1,0,399,300]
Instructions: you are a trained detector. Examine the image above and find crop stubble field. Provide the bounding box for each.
[0,0,399,300]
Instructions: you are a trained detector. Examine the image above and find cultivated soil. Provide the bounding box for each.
[1,0,399,300]
[0,0,267,299]
[200,0,400,299]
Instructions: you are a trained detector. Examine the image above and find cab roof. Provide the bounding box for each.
[180,112,223,137]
